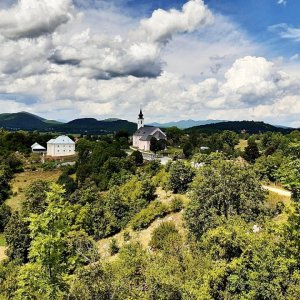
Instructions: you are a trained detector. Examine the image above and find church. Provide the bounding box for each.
[132,110,167,151]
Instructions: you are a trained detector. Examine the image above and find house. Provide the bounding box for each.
[47,135,75,157]
[132,109,167,151]
[31,142,46,154]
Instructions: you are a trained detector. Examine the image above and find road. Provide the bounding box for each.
[262,185,291,197]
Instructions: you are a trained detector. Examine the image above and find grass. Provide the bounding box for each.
[0,234,7,262]
[97,187,189,260]
[265,191,292,225]
[5,169,62,211]
[235,139,248,151]
[0,234,6,246]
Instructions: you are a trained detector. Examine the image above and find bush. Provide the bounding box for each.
[109,238,120,255]
[0,204,12,232]
[131,150,143,166]
[168,161,195,194]
[170,196,184,212]
[131,201,169,231]
[150,222,180,251]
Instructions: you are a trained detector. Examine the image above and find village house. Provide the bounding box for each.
[132,110,167,151]
[31,142,46,154]
[47,135,75,157]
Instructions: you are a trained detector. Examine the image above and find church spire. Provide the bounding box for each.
[137,108,144,129]
[138,108,144,119]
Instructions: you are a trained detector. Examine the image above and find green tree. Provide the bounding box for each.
[183,142,193,158]
[243,139,260,163]
[131,150,143,166]
[22,180,51,215]
[185,160,265,238]
[0,204,11,232]
[168,161,195,193]
[4,212,31,263]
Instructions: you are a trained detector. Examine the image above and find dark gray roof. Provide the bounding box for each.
[134,126,157,137]
[134,126,167,141]
[140,135,154,141]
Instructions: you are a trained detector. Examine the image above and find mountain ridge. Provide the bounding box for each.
[0,112,296,134]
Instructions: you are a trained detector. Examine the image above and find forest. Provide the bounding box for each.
[0,128,300,299]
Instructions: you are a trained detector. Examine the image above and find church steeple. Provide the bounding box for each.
[137,108,144,129]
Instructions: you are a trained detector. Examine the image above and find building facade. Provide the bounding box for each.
[47,135,75,157]
[132,110,167,151]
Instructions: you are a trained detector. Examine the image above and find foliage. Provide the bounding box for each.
[22,180,51,215]
[243,138,260,163]
[109,238,120,255]
[276,159,300,200]
[130,150,143,166]
[168,161,195,193]
[131,201,169,230]
[0,204,11,232]
[185,160,266,238]
[4,212,31,263]
[150,222,181,252]
[170,196,184,212]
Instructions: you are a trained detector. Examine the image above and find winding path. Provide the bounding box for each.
[262,185,291,197]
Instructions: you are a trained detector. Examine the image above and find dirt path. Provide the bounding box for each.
[263,185,291,197]
[0,246,7,261]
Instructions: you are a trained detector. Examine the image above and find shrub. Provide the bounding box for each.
[170,196,184,212]
[150,222,180,251]
[109,238,120,255]
[131,201,169,231]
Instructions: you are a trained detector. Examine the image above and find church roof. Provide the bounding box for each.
[47,135,75,144]
[133,126,166,140]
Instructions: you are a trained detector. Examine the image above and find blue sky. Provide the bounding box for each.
[0,0,299,126]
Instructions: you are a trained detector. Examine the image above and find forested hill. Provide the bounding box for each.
[55,118,137,135]
[0,112,137,134]
[186,120,293,134]
[0,112,61,131]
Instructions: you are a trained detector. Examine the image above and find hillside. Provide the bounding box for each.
[55,118,137,135]
[186,120,293,134]
[148,119,225,129]
[0,112,137,134]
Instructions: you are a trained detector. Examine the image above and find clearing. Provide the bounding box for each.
[6,169,62,211]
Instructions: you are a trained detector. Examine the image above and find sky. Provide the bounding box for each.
[0,0,300,126]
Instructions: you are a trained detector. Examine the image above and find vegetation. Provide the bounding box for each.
[0,128,300,299]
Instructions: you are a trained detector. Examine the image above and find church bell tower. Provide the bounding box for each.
[137,109,144,129]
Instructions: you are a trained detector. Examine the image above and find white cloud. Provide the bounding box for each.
[277,0,287,5]
[0,0,299,126]
[269,23,300,42]
[137,0,213,44]
[0,0,74,39]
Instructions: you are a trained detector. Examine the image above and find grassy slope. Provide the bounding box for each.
[97,188,189,260]
[6,170,62,211]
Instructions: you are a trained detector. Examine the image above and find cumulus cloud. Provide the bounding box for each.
[137,0,213,44]
[45,0,214,79]
[0,0,74,39]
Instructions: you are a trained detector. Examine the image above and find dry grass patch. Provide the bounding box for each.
[235,139,248,151]
[266,191,292,224]
[6,169,62,211]
[97,212,185,260]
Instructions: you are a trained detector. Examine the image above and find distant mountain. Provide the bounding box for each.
[148,119,225,129]
[0,112,137,134]
[186,120,294,134]
[0,112,54,131]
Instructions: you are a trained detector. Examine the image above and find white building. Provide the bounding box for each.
[47,135,75,157]
[132,110,167,151]
[31,142,46,154]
